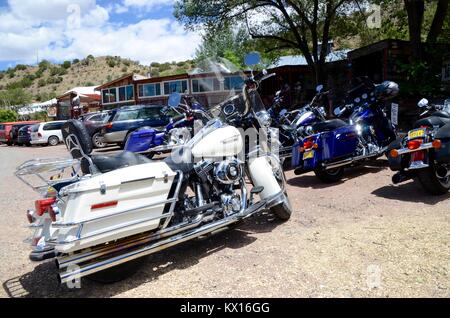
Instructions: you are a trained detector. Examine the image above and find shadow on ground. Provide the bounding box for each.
[372,181,450,205]
[3,211,282,298]
[287,160,388,189]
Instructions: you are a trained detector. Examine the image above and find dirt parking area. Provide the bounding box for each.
[0,144,448,298]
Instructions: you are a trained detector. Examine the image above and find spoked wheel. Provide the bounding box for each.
[314,167,344,183]
[92,132,106,148]
[417,164,450,195]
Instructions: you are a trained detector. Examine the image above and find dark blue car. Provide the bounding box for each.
[17,124,37,146]
[101,105,170,146]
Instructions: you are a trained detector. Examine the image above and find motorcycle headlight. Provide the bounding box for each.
[256,111,272,128]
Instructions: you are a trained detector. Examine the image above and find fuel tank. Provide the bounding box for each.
[191,126,243,158]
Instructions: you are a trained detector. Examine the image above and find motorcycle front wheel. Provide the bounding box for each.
[314,167,344,183]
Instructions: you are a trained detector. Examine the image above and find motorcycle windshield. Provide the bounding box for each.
[191,57,267,119]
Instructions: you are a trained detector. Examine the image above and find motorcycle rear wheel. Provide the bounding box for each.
[314,167,344,183]
[417,165,450,195]
[87,258,145,284]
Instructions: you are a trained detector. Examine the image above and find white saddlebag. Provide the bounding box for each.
[52,162,177,253]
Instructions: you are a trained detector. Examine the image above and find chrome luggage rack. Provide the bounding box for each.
[15,158,81,195]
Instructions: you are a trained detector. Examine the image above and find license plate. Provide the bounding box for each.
[408,129,425,140]
[303,150,314,160]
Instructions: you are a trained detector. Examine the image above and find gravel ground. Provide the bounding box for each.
[0,144,448,298]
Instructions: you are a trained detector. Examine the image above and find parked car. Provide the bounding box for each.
[101,105,170,146]
[30,121,66,146]
[17,125,34,147]
[0,121,40,146]
[79,111,111,148]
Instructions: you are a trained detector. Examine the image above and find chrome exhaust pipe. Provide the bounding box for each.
[436,166,449,179]
[323,153,381,170]
[58,214,242,284]
[57,215,204,270]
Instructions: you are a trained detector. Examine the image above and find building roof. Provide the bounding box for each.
[95,73,149,91]
[267,50,350,68]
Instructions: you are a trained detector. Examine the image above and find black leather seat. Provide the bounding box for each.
[414,116,450,129]
[311,119,347,132]
[92,152,151,173]
[432,111,450,119]
[62,120,152,174]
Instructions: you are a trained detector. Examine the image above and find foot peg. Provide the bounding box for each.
[250,186,264,205]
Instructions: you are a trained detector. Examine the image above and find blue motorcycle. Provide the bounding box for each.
[269,85,328,161]
[292,80,399,183]
[125,94,210,158]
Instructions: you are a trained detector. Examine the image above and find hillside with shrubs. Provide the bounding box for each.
[0,56,195,107]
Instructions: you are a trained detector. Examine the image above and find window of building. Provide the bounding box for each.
[163,80,188,95]
[192,78,221,93]
[224,76,244,91]
[118,85,134,102]
[138,83,162,97]
[102,88,117,104]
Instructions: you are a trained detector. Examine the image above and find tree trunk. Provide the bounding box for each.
[404,0,425,60]
[427,0,449,43]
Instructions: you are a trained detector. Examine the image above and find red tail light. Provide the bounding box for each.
[411,150,425,163]
[104,122,113,130]
[35,198,56,216]
[407,139,423,150]
[303,139,319,150]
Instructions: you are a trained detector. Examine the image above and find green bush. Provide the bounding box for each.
[0,109,19,122]
[15,64,27,71]
[62,60,71,69]
[72,58,80,64]
[38,79,46,87]
[38,60,51,71]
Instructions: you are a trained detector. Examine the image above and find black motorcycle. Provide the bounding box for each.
[388,98,450,195]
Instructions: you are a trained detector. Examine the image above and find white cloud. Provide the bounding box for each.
[0,0,201,66]
[123,0,175,10]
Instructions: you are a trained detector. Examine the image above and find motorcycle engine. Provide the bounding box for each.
[214,159,242,184]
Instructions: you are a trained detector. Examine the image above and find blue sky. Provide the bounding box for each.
[0,0,201,71]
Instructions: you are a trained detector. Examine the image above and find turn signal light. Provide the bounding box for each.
[432,139,442,149]
[390,149,399,158]
[407,139,423,150]
[35,198,57,216]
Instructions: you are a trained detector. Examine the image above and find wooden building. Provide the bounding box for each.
[56,86,101,120]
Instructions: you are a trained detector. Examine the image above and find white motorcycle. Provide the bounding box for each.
[16,54,292,284]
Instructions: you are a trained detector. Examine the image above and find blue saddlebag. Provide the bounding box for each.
[125,129,156,153]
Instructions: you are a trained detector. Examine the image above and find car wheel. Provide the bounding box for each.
[92,132,106,148]
[48,136,60,146]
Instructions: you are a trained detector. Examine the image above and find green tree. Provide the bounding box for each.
[0,109,19,122]
[62,60,71,69]
[176,0,362,84]
[0,88,32,107]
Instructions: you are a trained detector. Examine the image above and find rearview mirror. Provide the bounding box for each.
[244,52,261,67]
[316,85,324,93]
[334,107,341,117]
[168,92,181,108]
[418,98,429,108]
